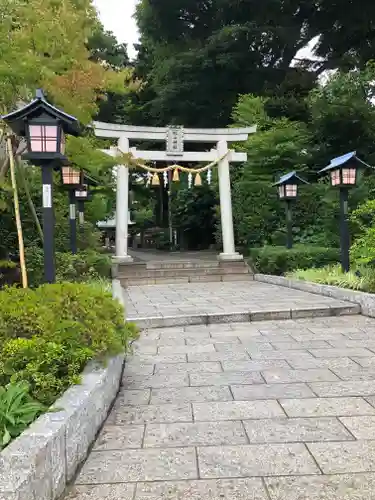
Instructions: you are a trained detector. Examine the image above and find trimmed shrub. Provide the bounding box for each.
[0,283,138,405]
[249,245,340,275]
[26,247,111,288]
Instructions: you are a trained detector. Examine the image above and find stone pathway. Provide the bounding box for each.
[125,282,357,324]
[69,313,375,500]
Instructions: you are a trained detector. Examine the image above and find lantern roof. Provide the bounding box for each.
[2,89,80,137]
[319,151,369,174]
[273,171,309,186]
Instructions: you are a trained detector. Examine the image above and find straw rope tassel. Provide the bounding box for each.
[172,168,180,182]
[194,173,202,186]
[152,172,160,186]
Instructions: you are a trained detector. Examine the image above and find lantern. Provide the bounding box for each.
[319,151,370,273]
[1,89,80,283]
[273,171,308,249]
[2,89,80,165]
[61,165,82,187]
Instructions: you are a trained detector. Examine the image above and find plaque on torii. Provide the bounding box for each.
[166,126,184,156]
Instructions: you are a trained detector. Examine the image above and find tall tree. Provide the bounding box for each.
[132,0,319,127]
[310,0,375,72]
[0,0,135,122]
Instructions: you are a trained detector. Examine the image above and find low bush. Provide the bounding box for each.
[287,264,375,293]
[249,245,340,275]
[0,260,19,289]
[0,382,45,450]
[26,247,111,288]
[0,283,138,405]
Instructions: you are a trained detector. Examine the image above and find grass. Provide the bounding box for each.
[287,264,375,292]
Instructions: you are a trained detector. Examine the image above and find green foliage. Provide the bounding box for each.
[0,283,138,405]
[132,0,318,127]
[232,96,312,179]
[351,228,375,267]
[312,5,375,70]
[0,382,45,450]
[0,166,112,263]
[0,0,135,119]
[350,199,375,266]
[25,248,111,288]
[308,67,375,166]
[232,181,281,248]
[249,246,340,276]
[288,265,375,293]
[172,185,217,250]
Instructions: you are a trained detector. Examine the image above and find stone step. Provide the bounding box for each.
[121,273,254,286]
[128,308,361,329]
[146,260,220,270]
[118,266,251,279]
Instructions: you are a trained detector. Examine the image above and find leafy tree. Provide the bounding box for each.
[308,66,375,168]
[172,185,217,250]
[0,0,136,122]
[0,0,138,264]
[132,0,319,126]
[309,0,375,72]
[88,27,129,69]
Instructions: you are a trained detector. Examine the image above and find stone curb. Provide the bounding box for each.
[128,302,360,329]
[0,281,127,500]
[254,273,375,318]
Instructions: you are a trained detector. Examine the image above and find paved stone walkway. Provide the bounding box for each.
[125,282,356,321]
[69,314,375,500]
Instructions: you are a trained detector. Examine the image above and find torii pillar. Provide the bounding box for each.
[94,123,257,262]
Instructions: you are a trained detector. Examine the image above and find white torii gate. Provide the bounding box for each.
[93,122,256,262]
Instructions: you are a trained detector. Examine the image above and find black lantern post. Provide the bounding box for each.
[75,184,92,228]
[2,89,80,283]
[61,165,83,254]
[274,171,309,249]
[319,152,368,273]
[75,171,99,231]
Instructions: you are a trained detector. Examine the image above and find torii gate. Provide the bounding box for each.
[93,122,256,262]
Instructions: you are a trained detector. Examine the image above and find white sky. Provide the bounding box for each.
[93,0,140,60]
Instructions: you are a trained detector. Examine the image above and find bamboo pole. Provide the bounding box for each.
[7,136,28,288]
[17,158,44,243]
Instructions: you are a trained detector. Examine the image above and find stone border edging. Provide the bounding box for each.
[129,302,360,329]
[0,280,127,500]
[254,273,375,318]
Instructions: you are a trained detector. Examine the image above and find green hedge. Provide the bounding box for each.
[0,283,138,405]
[26,247,111,288]
[249,245,340,276]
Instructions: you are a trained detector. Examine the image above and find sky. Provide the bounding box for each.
[93,0,140,59]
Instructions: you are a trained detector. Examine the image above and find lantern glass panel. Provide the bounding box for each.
[342,167,357,185]
[62,166,81,185]
[285,184,297,198]
[29,124,59,153]
[278,185,285,199]
[331,169,341,186]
